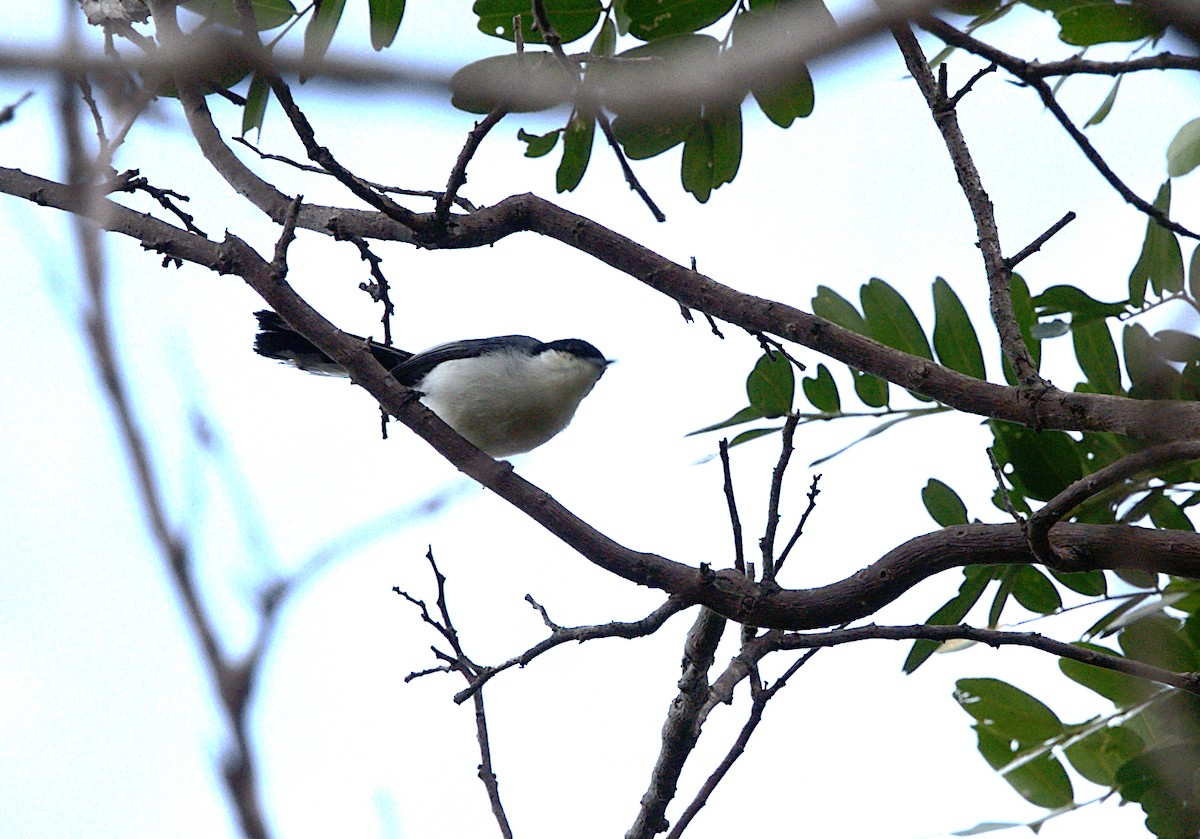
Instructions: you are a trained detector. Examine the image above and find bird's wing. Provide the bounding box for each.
[393,335,541,386]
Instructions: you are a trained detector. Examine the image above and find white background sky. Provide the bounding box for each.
[1,2,1198,838]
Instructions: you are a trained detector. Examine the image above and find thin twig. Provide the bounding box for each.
[760,414,800,584]
[434,106,508,230]
[452,595,690,703]
[232,136,478,211]
[718,439,746,574]
[394,550,513,838]
[987,446,1026,530]
[774,473,822,573]
[665,643,825,839]
[531,0,666,221]
[920,18,1200,241]
[1006,211,1076,269]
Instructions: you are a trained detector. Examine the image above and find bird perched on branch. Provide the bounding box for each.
[253,310,610,457]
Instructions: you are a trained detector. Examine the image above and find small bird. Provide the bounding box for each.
[253,310,611,457]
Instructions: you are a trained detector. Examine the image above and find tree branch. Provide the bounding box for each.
[627,607,727,839]
[919,17,1200,242]
[892,25,1042,389]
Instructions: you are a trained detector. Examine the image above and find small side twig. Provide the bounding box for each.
[0,90,33,126]
[453,595,690,703]
[987,446,1026,531]
[1006,211,1076,269]
[434,105,508,230]
[760,414,800,584]
[718,439,746,574]
[394,549,513,839]
[774,472,822,573]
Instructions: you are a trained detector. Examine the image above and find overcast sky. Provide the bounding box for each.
[1,3,1197,838]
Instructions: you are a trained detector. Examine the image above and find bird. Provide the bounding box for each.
[252,310,611,457]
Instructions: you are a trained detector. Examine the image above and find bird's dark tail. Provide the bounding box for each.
[252,310,411,376]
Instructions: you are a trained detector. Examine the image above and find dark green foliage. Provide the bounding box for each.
[473,0,603,44]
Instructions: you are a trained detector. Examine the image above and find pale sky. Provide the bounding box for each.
[1,4,1196,838]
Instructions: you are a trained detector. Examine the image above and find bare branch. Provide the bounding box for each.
[627,608,727,839]
[453,595,690,703]
[919,17,1200,242]
[435,106,507,230]
[1006,211,1076,269]
[718,439,746,575]
[761,414,800,585]
[892,25,1043,389]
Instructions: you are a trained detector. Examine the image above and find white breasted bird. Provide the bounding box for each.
[253,310,611,457]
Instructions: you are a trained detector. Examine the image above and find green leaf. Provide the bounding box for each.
[852,369,889,408]
[473,0,603,44]
[518,127,561,158]
[1063,725,1144,786]
[681,121,715,203]
[1119,615,1199,672]
[1148,493,1195,532]
[1033,284,1127,322]
[1190,243,1200,301]
[812,285,868,334]
[1083,73,1121,127]
[368,0,404,50]
[611,112,696,158]
[860,277,934,360]
[1158,329,1200,364]
[955,677,1065,742]
[1054,2,1165,46]
[556,110,594,192]
[746,352,794,418]
[903,566,992,674]
[932,277,986,379]
[1059,642,1156,706]
[1072,318,1122,395]
[732,8,814,127]
[1168,117,1200,178]
[240,71,271,138]
[624,0,737,41]
[1011,566,1062,615]
[590,16,617,55]
[922,478,969,527]
[1123,324,1180,400]
[1115,744,1200,836]
[989,421,1083,502]
[1048,567,1106,597]
[728,426,783,447]
[752,62,813,127]
[302,0,348,80]
[680,105,742,202]
[181,0,296,30]
[451,53,575,114]
[1129,181,1184,302]
[976,726,1074,809]
[709,105,742,188]
[801,363,840,413]
[686,405,762,436]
